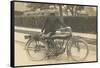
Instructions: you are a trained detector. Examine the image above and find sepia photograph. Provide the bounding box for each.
[11,1,97,67]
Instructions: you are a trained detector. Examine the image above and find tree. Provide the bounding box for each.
[58,5,65,24]
[27,3,50,11]
[75,6,85,16]
[64,5,84,16]
[27,3,64,16]
[59,5,63,16]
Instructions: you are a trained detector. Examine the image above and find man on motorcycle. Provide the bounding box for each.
[41,12,66,37]
[41,12,66,48]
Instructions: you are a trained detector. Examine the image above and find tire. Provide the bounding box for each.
[69,37,89,61]
[25,39,47,61]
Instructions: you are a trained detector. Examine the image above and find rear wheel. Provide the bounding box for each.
[26,39,47,61]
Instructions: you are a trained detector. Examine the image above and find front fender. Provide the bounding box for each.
[70,36,82,42]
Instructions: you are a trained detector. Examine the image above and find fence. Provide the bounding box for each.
[15,16,97,34]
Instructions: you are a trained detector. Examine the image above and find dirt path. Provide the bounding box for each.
[15,40,96,66]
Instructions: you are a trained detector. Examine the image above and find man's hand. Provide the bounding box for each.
[40,32,43,36]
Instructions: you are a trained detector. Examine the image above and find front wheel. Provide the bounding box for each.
[69,37,89,61]
[25,39,47,61]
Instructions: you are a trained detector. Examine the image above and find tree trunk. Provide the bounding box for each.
[59,5,65,25]
[59,5,63,16]
[74,6,77,16]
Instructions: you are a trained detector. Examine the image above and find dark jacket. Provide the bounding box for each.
[42,16,65,34]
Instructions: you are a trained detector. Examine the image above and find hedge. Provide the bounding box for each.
[15,16,97,34]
